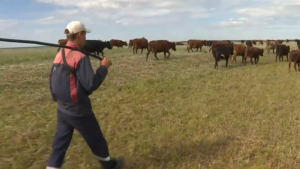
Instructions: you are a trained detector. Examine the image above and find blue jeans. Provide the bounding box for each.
[47,110,110,168]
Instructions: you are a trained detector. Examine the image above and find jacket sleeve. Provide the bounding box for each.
[76,56,108,93]
[49,65,57,102]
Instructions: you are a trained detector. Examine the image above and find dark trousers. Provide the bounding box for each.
[47,110,110,168]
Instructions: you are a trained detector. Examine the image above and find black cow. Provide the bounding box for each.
[246,40,252,47]
[212,44,232,68]
[204,41,212,47]
[82,40,112,56]
[276,44,290,61]
[241,40,245,44]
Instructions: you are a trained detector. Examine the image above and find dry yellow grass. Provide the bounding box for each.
[1,42,300,169]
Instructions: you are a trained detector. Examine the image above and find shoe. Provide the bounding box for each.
[112,156,124,169]
[99,156,124,169]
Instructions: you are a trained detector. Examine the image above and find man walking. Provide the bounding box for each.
[46,21,124,169]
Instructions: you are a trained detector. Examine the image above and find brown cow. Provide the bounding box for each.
[57,39,68,51]
[276,40,284,44]
[128,39,134,48]
[244,46,264,64]
[146,40,176,60]
[288,50,300,71]
[232,44,247,63]
[110,39,127,48]
[286,39,289,43]
[187,40,204,52]
[265,40,277,54]
[252,40,257,45]
[257,40,263,45]
[133,37,148,54]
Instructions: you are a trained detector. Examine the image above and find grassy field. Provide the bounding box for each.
[1,42,300,169]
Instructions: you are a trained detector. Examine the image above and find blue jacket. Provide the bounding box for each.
[49,41,108,116]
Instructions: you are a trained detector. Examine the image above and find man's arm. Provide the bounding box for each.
[76,56,108,93]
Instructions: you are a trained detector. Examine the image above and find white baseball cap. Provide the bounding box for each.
[65,21,91,35]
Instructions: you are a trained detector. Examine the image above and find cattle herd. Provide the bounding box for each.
[57,38,300,70]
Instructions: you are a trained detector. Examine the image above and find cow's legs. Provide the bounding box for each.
[225,57,229,67]
[214,59,218,68]
[163,52,167,59]
[255,57,259,64]
[232,54,237,63]
[244,56,247,65]
[146,50,151,61]
[141,48,143,54]
[167,52,170,58]
[154,52,159,60]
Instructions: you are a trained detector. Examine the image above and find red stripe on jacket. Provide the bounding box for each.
[53,41,85,106]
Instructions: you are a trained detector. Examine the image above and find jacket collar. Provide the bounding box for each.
[66,41,80,49]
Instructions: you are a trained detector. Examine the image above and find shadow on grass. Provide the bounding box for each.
[125,136,233,169]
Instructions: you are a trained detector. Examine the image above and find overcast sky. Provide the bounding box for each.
[1,0,300,48]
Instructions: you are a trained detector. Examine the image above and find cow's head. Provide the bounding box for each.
[260,48,264,56]
[106,41,112,49]
[171,42,176,51]
[123,41,128,46]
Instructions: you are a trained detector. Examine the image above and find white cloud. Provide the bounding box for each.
[33,0,215,26]
[217,0,300,29]
[235,7,277,17]
[33,16,64,24]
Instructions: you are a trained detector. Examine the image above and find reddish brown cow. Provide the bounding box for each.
[232,44,247,63]
[187,40,204,52]
[128,39,133,48]
[257,40,263,45]
[265,40,277,54]
[288,50,300,71]
[276,40,284,44]
[146,40,176,60]
[57,39,68,51]
[244,47,264,64]
[252,40,257,45]
[133,37,148,54]
[110,39,127,48]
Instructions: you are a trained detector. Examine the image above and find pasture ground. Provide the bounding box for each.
[1,42,300,169]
